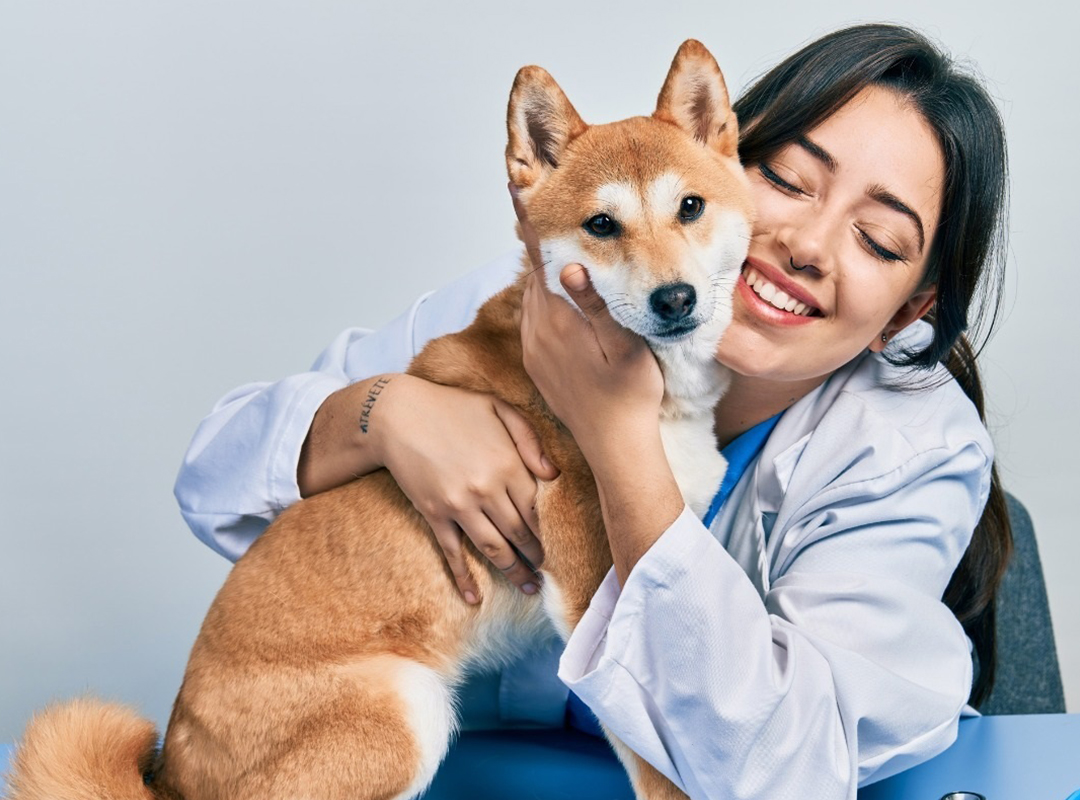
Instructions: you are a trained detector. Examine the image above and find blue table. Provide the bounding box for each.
[859,714,1080,799]
[3,714,1077,798]
[421,715,1080,799]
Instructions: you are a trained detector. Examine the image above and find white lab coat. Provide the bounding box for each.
[174,249,992,800]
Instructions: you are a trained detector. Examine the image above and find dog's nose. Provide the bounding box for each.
[649,283,697,322]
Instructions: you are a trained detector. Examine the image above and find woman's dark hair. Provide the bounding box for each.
[733,23,1012,707]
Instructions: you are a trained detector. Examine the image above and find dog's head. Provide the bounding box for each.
[506,40,753,363]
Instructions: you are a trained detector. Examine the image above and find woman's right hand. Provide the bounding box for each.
[299,373,558,603]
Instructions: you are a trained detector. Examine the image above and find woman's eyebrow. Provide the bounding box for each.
[796,136,837,172]
[797,135,925,255]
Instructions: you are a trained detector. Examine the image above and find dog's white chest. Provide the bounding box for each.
[660,413,728,519]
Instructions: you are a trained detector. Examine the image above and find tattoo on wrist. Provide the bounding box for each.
[358,377,392,434]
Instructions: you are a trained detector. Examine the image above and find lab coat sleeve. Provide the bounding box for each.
[173,250,522,561]
[558,436,992,800]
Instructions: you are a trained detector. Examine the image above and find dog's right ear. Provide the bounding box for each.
[506,66,587,191]
[654,39,739,160]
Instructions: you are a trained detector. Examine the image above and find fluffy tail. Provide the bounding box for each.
[5,698,161,800]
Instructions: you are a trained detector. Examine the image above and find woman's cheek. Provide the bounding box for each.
[746,177,788,233]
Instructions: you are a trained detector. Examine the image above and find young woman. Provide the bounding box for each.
[175,23,1011,798]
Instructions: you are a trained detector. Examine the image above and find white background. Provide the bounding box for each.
[1,0,1076,745]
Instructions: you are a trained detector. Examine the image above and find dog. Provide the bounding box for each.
[7,39,752,800]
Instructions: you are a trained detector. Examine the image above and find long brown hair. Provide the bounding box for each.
[733,24,1012,706]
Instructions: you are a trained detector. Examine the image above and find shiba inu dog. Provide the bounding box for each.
[7,39,752,800]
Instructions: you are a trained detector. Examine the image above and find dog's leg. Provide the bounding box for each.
[534,468,612,637]
[164,655,456,800]
[265,655,456,800]
[605,732,690,800]
[537,471,689,800]
[534,453,699,800]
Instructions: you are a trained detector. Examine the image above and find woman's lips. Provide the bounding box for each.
[736,262,821,326]
[743,257,823,312]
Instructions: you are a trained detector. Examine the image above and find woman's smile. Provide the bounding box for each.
[737,256,823,327]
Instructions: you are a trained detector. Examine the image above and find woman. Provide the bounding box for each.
[175,23,1011,798]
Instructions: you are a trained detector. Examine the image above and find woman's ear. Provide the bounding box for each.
[873,286,937,352]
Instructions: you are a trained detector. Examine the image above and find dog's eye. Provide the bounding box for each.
[583,214,620,238]
[678,196,705,222]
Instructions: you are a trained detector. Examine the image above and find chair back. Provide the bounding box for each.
[978,494,1066,714]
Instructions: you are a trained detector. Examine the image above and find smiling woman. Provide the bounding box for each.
[158,22,1011,800]
[717,31,1011,714]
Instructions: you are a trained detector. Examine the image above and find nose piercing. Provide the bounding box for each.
[790,256,814,272]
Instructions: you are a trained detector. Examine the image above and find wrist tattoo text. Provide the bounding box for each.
[358,377,392,434]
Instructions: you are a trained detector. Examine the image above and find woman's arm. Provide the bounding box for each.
[299,371,555,598]
[519,264,684,585]
[555,442,988,799]
[511,186,685,584]
[174,251,557,599]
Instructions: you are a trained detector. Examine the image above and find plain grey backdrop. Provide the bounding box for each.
[1,0,1076,744]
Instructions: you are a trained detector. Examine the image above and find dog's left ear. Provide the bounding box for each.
[506,66,587,191]
[654,40,739,160]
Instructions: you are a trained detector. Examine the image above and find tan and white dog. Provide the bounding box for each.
[7,40,752,800]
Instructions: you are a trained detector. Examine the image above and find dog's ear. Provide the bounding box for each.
[654,40,739,160]
[506,66,587,190]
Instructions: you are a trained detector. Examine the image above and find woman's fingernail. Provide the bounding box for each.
[562,265,589,292]
[521,583,538,595]
[464,591,478,604]
[540,453,553,472]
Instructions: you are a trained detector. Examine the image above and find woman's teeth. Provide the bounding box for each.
[744,268,816,316]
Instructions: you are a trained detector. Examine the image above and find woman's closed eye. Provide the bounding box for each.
[758,162,807,196]
[857,227,905,262]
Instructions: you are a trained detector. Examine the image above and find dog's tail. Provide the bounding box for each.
[5,697,165,800]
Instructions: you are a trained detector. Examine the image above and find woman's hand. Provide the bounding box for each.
[299,373,558,603]
[512,189,683,584]
[511,190,665,458]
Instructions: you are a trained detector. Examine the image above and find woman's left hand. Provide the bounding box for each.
[512,187,684,583]
[512,189,665,458]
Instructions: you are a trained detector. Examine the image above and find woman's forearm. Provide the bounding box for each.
[581,418,685,586]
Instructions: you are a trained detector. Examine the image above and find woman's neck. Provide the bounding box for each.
[713,372,827,448]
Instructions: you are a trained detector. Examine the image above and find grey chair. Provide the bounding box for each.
[978,493,1066,714]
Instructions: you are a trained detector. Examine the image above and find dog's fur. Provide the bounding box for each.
[7,40,752,800]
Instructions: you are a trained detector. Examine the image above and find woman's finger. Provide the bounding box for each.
[504,477,545,569]
[431,521,480,605]
[492,398,559,481]
[482,490,545,578]
[461,510,540,595]
[559,263,638,357]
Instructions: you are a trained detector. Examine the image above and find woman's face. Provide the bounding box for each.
[717,85,944,384]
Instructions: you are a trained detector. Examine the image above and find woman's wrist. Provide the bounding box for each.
[297,372,408,497]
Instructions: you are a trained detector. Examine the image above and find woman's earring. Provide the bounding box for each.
[881,332,888,344]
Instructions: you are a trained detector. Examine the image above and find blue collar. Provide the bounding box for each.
[702,413,782,528]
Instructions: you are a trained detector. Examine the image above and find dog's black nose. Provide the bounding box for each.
[649,283,697,322]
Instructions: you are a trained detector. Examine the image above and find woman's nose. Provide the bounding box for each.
[777,210,833,275]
